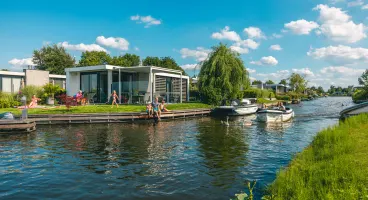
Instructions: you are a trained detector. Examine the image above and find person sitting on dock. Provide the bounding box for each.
[160,100,170,112]
[152,97,161,120]
[146,102,153,118]
[28,95,41,108]
[111,90,119,108]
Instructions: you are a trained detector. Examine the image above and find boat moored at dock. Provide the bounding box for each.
[212,99,258,116]
[257,107,294,123]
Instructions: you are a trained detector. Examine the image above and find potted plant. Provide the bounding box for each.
[43,83,61,105]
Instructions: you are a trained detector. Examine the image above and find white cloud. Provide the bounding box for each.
[362,4,368,9]
[130,15,162,28]
[284,19,319,35]
[180,47,211,62]
[307,45,368,65]
[229,39,260,54]
[246,68,256,73]
[250,56,278,66]
[134,47,139,51]
[271,33,283,39]
[348,0,364,7]
[270,44,282,51]
[320,66,365,76]
[308,66,365,87]
[59,42,107,52]
[8,58,34,69]
[211,26,241,42]
[180,64,198,70]
[292,67,315,77]
[96,36,129,51]
[243,26,266,39]
[230,46,249,54]
[313,4,366,43]
[256,70,290,81]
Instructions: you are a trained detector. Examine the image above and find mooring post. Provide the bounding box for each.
[21,96,27,120]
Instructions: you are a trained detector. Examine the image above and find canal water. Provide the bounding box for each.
[0,97,353,200]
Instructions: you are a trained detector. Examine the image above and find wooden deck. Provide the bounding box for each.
[26,109,211,125]
[0,120,36,134]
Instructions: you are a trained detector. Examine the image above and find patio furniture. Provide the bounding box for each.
[87,93,96,103]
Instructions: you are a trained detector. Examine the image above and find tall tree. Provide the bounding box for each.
[358,69,368,89]
[279,79,287,85]
[78,51,111,66]
[252,80,262,85]
[317,86,324,94]
[142,56,161,66]
[288,73,307,94]
[142,56,187,75]
[265,80,275,84]
[198,43,250,105]
[33,44,75,74]
[110,54,140,67]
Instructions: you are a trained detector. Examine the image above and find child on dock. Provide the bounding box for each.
[111,90,119,108]
[152,97,161,120]
[146,102,153,118]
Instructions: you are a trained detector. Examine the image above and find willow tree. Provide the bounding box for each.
[198,44,250,105]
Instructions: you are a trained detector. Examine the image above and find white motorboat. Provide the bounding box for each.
[212,99,258,116]
[257,107,294,123]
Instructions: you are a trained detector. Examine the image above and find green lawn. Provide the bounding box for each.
[0,103,212,115]
[266,114,368,199]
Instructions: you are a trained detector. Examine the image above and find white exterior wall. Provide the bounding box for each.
[66,71,80,96]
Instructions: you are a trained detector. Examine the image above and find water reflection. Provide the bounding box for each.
[196,120,249,188]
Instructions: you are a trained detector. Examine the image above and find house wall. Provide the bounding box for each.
[66,72,80,96]
[25,70,49,87]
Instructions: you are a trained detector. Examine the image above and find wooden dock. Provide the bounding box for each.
[0,120,36,134]
[26,109,211,125]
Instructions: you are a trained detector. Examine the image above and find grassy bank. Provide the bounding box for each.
[0,103,212,115]
[266,114,368,199]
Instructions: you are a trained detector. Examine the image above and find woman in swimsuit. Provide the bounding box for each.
[29,95,41,108]
[111,90,119,108]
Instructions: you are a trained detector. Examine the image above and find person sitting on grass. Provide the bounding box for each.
[111,90,119,108]
[160,100,170,112]
[152,97,161,120]
[28,95,41,108]
[146,102,153,118]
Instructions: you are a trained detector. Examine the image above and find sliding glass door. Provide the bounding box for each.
[80,72,107,103]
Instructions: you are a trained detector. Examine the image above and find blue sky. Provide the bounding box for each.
[1,0,368,89]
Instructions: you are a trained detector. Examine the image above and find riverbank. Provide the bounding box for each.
[0,103,212,115]
[266,114,368,199]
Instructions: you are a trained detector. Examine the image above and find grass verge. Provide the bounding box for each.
[266,114,368,199]
[0,103,212,115]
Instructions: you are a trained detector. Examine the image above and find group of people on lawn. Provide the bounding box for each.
[26,90,169,115]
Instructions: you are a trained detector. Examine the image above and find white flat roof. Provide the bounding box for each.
[0,70,65,78]
[65,65,185,75]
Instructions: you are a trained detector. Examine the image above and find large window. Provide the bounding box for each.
[0,76,22,93]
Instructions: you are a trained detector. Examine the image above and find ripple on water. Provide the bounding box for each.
[0,97,352,200]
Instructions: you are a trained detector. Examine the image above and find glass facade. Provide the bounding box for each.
[0,76,22,93]
[80,72,107,103]
[112,72,149,104]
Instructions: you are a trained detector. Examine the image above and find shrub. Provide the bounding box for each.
[43,83,61,98]
[276,95,291,101]
[0,92,21,108]
[243,88,275,99]
[20,85,44,104]
[352,89,368,102]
